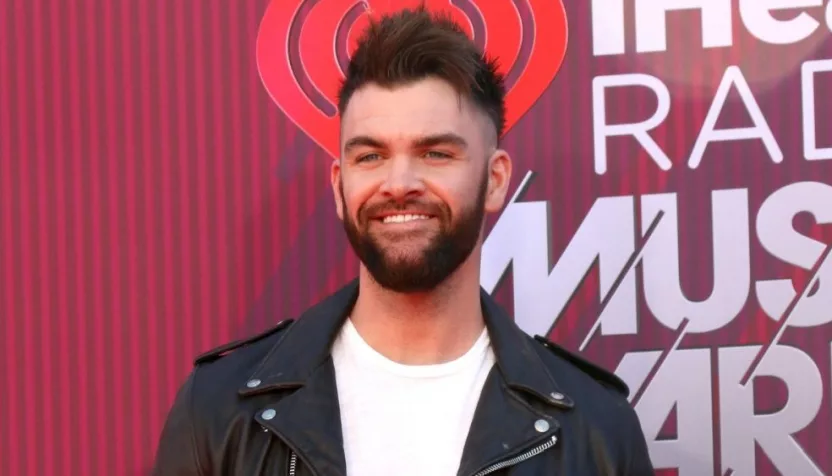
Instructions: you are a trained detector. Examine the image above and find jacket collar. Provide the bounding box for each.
[244,279,574,476]
[239,279,572,408]
[239,278,574,409]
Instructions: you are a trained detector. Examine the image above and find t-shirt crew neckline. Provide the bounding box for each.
[339,317,492,379]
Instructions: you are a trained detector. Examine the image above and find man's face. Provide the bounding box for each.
[331,77,511,293]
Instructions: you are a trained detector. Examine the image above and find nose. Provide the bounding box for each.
[378,156,425,201]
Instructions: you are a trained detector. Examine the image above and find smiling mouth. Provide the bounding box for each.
[379,214,433,224]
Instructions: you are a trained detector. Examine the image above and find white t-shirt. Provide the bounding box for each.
[331,318,496,476]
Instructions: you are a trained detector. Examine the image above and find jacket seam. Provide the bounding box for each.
[246,322,296,380]
[525,337,564,392]
[188,368,207,476]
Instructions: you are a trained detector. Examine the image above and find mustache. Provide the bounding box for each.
[359,200,446,218]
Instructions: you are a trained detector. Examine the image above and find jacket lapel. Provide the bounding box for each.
[254,358,346,476]
[240,280,360,476]
[236,280,576,476]
[455,291,575,476]
[455,370,561,476]
[480,289,574,410]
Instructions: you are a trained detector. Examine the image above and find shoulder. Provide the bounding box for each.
[157,322,294,435]
[180,318,297,401]
[187,319,297,399]
[531,334,630,398]
[153,319,298,474]
[193,319,295,366]
[530,335,654,472]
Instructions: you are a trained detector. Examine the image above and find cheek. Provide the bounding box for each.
[341,177,378,216]
[431,170,484,206]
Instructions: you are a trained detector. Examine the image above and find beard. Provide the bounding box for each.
[340,172,488,293]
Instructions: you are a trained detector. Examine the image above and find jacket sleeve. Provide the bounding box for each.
[621,404,655,476]
[152,370,208,476]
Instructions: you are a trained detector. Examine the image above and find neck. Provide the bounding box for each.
[349,252,486,365]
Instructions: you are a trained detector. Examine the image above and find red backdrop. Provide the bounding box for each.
[2,1,831,475]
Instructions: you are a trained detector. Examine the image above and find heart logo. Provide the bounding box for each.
[256,0,568,159]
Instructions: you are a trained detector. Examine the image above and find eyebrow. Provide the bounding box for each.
[413,133,468,150]
[343,136,385,154]
[342,132,469,154]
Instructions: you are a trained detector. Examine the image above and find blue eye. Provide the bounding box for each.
[425,151,452,159]
[357,153,381,163]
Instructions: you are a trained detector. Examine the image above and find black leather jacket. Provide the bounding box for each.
[152,280,655,475]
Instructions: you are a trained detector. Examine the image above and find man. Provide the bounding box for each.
[153,6,654,476]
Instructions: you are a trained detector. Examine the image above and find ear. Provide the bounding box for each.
[330,158,345,221]
[484,149,512,213]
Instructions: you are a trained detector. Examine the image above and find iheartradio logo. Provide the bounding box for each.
[256,0,569,159]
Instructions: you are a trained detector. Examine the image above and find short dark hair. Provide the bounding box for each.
[337,5,506,139]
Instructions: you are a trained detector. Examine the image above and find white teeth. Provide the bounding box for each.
[382,214,431,224]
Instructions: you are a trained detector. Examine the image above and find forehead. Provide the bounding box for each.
[340,78,487,147]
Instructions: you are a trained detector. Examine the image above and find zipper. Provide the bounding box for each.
[261,425,309,476]
[470,435,558,476]
[286,434,556,476]
[260,425,301,476]
[288,451,298,476]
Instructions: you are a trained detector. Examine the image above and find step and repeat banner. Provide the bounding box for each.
[2,0,831,475]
